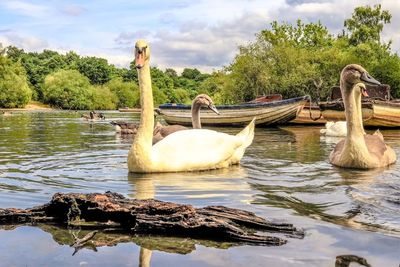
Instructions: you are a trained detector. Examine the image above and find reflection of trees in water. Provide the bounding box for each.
[0,112,118,158]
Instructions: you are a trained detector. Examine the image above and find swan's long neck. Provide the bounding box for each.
[342,82,369,156]
[191,101,202,129]
[130,62,154,170]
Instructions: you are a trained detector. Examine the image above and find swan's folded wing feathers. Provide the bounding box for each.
[330,139,345,161]
[365,135,386,157]
[151,129,243,171]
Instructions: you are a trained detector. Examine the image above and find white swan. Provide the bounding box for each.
[127,40,255,173]
[320,121,347,137]
[329,64,396,169]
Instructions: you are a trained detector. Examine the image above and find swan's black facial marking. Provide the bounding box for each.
[136,46,148,54]
[135,46,148,69]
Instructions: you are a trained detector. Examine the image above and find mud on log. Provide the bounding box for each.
[0,192,304,246]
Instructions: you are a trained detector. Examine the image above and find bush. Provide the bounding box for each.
[106,78,139,108]
[42,70,93,109]
[0,56,32,108]
[91,85,118,110]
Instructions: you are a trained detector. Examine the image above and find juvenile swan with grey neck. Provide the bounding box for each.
[128,40,255,173]
[329,64,396,169]
[153,94,219,144]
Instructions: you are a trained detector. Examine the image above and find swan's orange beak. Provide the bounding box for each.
[361,87,369,97]
[135,52,145,69]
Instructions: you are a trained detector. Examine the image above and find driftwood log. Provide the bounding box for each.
[0,191,304,246]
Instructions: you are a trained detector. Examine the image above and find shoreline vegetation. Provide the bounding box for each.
[1,4,399,111]
[0,101,52,111]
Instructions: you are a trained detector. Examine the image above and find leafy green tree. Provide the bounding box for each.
[91,85,118,110]
[6,49,67,100]
[261,20,334,48]
[222,6,400,103]
[77,56,112,84]
[106,78,139,108]
[344,4,391,46]
[151,67,176,102]
[5,46,24,62]
[165,68,178,78]
[181,68,201,80]
[0,55,32,108]
[64,51,80,69]
[42,70,93,109]
[152,84,168,106]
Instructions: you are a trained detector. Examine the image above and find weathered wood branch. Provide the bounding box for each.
[0,192,304,246]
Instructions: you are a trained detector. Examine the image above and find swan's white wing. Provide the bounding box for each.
[151,129,243,172]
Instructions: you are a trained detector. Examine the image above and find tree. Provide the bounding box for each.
[181,68,201,80]
[42,70,93,109]
[64,51,80,69]
[91,85,118,110]
[261,20,334,48]
[106,78,139,108]
[77,56,112,84]
[5,46,24,62]
[165,68,177,78]
[344,4,391,46]
[0,55,32,108]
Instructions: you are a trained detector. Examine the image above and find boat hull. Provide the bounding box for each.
[320,100,400,127]
[290,106,326,124]
[158,96,309,127]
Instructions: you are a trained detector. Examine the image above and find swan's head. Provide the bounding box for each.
[134,40,150,69]
[341,64,380,88]
[194,94,220,115]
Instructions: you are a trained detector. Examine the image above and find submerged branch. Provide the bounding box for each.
[0,191,304,246]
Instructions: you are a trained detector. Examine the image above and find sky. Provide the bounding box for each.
[0,0,399,73]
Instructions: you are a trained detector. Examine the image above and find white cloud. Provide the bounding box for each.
[115,30,152,45]
[1,0,399,72]
[2,1,49,17]
[0,33,48,51]
[292,2,337,14]
[61,5,86,17]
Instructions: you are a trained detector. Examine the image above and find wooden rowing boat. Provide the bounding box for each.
[157,96,309,127]
[319,84,400,127]
[290,104,327,124]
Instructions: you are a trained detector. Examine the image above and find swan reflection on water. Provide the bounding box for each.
[127,166,249,201]
[127,166,248,267]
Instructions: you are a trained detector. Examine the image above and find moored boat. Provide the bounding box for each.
[118,107,141,113]
[290,104,327,124]
[319,84,400,127]
[157,96,309,127]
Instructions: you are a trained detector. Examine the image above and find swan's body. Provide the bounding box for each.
[128,40,255,173]
[112,94,218,144]
[320,121,347,137]
[329,64,396,169]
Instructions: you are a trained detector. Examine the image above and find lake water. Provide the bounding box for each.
[0,111,399,267]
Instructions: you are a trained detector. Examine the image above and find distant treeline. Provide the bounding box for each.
[0,44,211,109]
[1,4,400,109]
